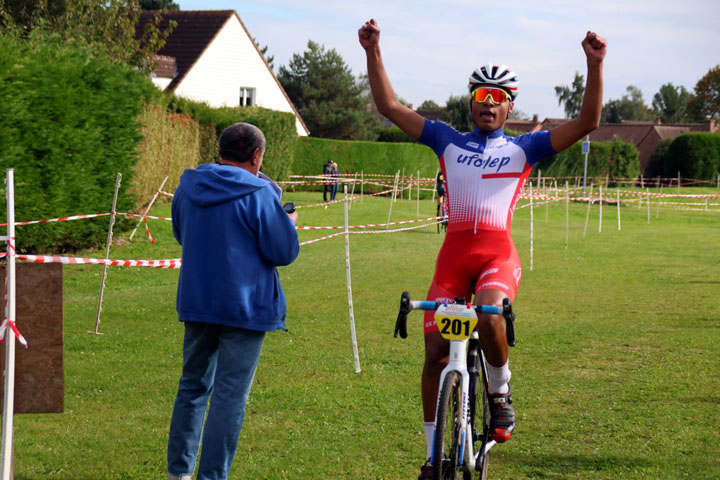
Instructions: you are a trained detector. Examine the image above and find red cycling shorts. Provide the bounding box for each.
[423,229,522,334]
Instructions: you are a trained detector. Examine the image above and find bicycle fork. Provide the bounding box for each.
[433,338,473,470]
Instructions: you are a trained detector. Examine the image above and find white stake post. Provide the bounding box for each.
[432,168,438,204]
[417,170,420,217]
[349,173,357,211]
[583,184,593,238]
[647,188,651,223]
[656,185,663,218]
[361,171,364,203]
[408,173,412,201]
[582,135,590,196]
[91,173,122,335]
[617,188,621,231]
[129,175,168,241]
[400,168,404,201]
[1,169,17,480]
[677,171,681,192]
[565,181,569,249]
[343,185,361,373]
[386,171,399,229]
[529,183,534,271]
[598,184,603,233]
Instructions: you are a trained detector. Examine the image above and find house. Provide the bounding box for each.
[581,119,717,172]
[137,10,309,136]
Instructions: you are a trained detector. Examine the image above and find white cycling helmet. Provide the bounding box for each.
[468,64,519,101]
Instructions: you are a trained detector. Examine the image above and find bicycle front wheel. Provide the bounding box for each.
[432,371,463,480]
[437,203,444,234]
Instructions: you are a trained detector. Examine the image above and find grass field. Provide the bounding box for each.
[10,187,720,479]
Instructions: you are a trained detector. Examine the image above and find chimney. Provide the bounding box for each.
[655,117,662,125]
[532,114,539,123]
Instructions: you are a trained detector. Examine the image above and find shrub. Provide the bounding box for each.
[293,137,438,192]
[133,104,201,206]
[0,31,156,253]
[662,132,720,180]
[166,96,297,181]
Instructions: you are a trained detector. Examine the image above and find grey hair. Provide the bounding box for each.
[218,122,266,163]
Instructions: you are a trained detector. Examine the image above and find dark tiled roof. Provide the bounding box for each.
[137,10,234,91]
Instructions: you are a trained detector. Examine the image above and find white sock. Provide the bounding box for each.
[486,360,511,395]
[424,421,435,460]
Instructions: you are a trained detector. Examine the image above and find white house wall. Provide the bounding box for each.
[174,17,308,136]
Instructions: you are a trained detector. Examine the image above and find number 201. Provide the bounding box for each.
[439,317,470,337]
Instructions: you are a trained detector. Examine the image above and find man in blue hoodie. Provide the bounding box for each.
[167,122,300,480]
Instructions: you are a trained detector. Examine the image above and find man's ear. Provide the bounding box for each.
[250,148,262,166]
[507,101,514,119]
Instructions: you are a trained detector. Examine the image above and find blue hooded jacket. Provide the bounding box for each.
[172,163,299,331]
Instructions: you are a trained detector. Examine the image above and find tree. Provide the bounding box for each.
[554,72,585,119]
[652,83,689,123]
[0,0,174,73]
[277,40,379,140]
[509,109,530,120]
[601,85,654,123]
[685,65,720,121]
[418,100,441,111]
[139,0,179,9]
[254,37,274,71]
[441,94,472,132]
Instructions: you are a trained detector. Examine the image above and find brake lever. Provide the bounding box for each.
[503,298,516,347]
[394,291,411,339]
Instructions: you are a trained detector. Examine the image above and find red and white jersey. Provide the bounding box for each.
[419,120,556,234]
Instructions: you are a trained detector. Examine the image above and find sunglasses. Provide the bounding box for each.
[471,87,511,104]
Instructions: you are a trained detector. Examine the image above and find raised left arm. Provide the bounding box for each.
[550,32,607,153]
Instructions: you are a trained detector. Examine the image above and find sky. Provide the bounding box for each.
[177,0,720,120]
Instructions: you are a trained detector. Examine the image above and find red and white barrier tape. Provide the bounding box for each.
[2,274,27,347]
[0,253,181,269]
[297,216,442,230]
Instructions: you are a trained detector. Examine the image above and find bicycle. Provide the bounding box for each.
[436,200,448,234]
[394,292,516,480]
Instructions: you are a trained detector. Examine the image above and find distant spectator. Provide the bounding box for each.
[323,159,333,202]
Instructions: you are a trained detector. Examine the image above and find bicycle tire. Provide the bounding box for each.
[465,343,489,480]
[470,354,490,480]
[437,203,444,234]
[432,371,463,480]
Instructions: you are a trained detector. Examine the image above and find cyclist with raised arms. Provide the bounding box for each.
[358,19,607,478]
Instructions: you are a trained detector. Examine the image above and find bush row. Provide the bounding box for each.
[532,136,640,183]
[645,132,720,180]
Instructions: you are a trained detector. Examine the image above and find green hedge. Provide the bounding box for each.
[0,32,156,253]
[166,96,297,181]
[533,136,639,183]
[659,133,720,180]
[293,136,438,180]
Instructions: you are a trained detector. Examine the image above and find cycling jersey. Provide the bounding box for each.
[418,120,556,333]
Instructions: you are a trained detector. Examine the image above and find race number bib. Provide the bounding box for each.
[434,304,478,341]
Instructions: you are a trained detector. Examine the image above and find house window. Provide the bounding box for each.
[240,87,256,107]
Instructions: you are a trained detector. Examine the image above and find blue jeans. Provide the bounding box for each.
[331,183,338,200]
[168,322,265,480]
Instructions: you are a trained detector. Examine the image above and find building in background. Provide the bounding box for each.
[138,10,309,136]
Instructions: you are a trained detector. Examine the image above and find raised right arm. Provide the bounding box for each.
[359,19,425,140]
